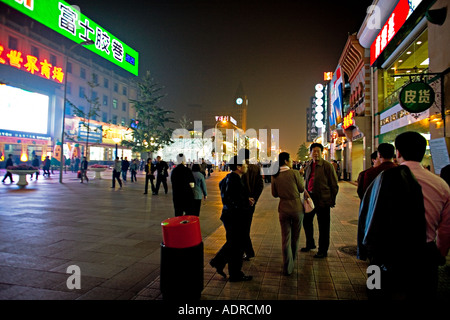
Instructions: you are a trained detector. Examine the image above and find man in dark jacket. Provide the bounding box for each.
[154,156,169,195]
[357,164,427,300]
[2,154,14,183]
[170,153,195,216]
[301,143,339,258]
[240,148,264,260]
[210,155,253,282]
[361,143,396,194]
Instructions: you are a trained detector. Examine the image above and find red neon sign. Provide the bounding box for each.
[0,43,64,83]
[343,110,355,129]
[370,0,410,66]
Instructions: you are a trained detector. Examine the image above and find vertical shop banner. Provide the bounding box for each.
[0,0,139,76]
[330,66,343,128]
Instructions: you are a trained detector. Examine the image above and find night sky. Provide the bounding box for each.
[71,0,373,157]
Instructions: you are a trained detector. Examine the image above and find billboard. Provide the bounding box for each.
[0,84,49,136]
[0,0,139,76]
[329,66,343,128]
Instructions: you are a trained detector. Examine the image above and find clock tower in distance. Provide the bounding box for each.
[233,81,248,131]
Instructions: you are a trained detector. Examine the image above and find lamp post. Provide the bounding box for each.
[112,137,121,159]
[60,40,94,183]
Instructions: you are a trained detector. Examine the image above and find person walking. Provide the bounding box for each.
[271,152,305,275]
[31,154,40,180]
[301,143,339,258]
[154,156,169,195]
[121,157,130,182]
[111,157,122,188]
[2,154,14,183]
[191,163,207,216]
[170,154,195,216]
[80,156,89,183]
[209,155,254,282]
[43,156,51,177]
[143,158,156,194]
[130,159,139,182]
[240,148,264,261]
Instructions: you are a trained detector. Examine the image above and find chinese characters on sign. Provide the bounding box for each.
[399,82,435,113]
[342,110,355,130]
[0,43,64,83]
[57,3,124,64]
[370,0,410,65]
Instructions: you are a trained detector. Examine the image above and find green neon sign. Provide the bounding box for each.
[1,0,139,76]
[399,82,435,113]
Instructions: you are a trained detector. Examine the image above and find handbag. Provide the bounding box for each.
[303,190,315,213]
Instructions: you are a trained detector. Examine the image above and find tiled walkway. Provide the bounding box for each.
[0,168,448,301]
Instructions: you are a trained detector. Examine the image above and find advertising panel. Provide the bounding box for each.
[0,84,49,136]
[0,0,139,76]
[329,66,343,128]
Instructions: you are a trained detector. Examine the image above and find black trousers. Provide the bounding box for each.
[155,176,168,194]
[211,217,246,279]
[302,202,330,254]
[173,198,194,216]
[112,171,122,188]
[2,171,13,182]
[243,206,256,258]
[144,175,155,193]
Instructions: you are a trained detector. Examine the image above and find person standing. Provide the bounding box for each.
[191,163,207,216]
[130,159,138,182]
[170,154,195,216]
[121,157,130,182]
[240,148,264,260]
[271,152,305,275]
[80,156,89,183]
[2,154,14,183]
[31,154,40,180]
[143,158,156,194]
[210,155,253,282]
[361,143,396,194]
[356,151,378,200]
[111,157,122,188]
[154,156,169,195]
[301,143,339,258]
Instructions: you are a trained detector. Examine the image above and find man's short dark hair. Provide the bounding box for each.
[377,143,395,159]
[310,143,324,152]
[395,131,427,162]
[370,151,378,160]
[229,155,244,171]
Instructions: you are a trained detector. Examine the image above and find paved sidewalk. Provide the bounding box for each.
[0,168,448,301]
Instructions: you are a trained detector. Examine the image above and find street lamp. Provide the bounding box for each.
[112,137,121,159]
[60,40,94,183]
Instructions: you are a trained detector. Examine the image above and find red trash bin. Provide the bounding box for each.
[160,215,204,300]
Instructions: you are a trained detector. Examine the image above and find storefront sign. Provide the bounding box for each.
[324,72,333,81]
[0,43,65,83]
[399,82,435,113]
[370,0,410,65]
[342,110,355,130]
[0,0,139,76]
[215,116,237,126]
[380,103,429,134]
[77,122,103,143]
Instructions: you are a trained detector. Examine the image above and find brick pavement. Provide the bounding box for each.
[0,167,448,301]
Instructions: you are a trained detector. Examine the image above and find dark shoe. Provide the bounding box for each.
[313,252,327,259]
[143,192,148,194]
[300,245,316,252]
[209,260,227,279]
[152,192,158,195]
[229,275,253,282]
